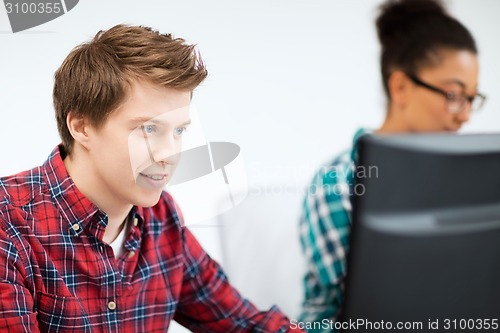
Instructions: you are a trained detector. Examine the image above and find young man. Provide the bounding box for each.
[0,24,301,332]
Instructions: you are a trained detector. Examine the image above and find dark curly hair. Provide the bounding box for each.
[376,0,477,98]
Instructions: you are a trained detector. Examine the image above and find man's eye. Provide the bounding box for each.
[174,127,186,136]
[142,125,156,135]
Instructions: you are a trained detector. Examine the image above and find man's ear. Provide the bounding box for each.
[388,71,412,110]
[66,112,91,150]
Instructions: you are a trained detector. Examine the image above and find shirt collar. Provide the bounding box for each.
[42,145,104,235]
[351,128,373,163]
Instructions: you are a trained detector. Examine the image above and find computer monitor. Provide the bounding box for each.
[341,133,500,332]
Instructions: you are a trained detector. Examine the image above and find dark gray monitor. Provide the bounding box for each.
[341,133,500,332]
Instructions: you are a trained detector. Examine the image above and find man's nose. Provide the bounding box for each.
[153,137,181,165]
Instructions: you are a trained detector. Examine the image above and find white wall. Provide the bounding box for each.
[1,0,499,182]
[1,1,499,331]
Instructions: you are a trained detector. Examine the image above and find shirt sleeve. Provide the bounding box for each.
[298,165,353,332]
[174,226,304,333]
[0,223,40,332]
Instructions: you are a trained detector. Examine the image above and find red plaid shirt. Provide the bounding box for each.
[0,145,302,333]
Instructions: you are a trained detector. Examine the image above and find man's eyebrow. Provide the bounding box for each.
[178,120,192,127]
[130,117,161,124]
[130,118,192,127]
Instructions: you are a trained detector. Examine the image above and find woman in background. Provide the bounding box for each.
[299,0,486,331]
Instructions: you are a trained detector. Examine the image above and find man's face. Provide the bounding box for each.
[86,80,191,208]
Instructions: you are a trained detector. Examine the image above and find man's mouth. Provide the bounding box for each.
[140,173,167,181]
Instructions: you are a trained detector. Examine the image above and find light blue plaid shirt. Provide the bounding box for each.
[299,129,369,332]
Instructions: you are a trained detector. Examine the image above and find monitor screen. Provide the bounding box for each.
[341,133,500,332]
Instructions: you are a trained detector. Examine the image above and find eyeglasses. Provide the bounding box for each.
[407,74,486,114]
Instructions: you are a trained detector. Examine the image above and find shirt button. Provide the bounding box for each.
[72,224,80,231]
[107,301,116,311]
[133,217,138,227]
[128,251,135,258]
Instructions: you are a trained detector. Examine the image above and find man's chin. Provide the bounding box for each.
[134,190,164,208]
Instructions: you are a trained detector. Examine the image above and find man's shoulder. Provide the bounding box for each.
[0,166,47,255]
[0,165,46,210]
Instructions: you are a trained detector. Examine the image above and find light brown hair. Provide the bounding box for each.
[53,24,207,154]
